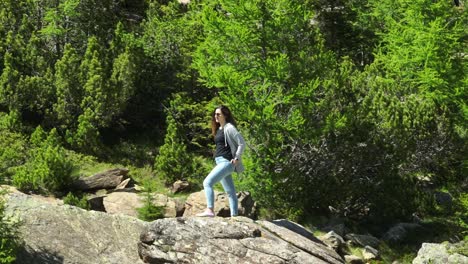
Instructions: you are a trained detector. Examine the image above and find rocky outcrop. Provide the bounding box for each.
[5,191,148,264]
[183,190,257,218]
[138,217,344,264]
[4,190,342,264]
[412,242,468,264]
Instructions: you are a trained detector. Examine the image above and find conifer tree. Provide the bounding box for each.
[53,43,82,128]
[0,51,20,112]
[339,0,468,219]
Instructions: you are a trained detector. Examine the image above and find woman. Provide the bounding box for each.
[196,105,245,217]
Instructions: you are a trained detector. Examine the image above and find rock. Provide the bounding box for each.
[258,220,343,263]
[87,195,106,211]
[104,191,142,217]
[362,245,379,261]
[273,219,318,242]
[1,185,64,206]
[412,242,468,264]
[382,222,423,244]
[345,233,380,248]
[138,217,344,264]
[183,190,256,218]
[321,217,347,237]
[344,255,364,264]
[115,178,131,190]
[73,168,129,191]
[5,192,148,264]
[152,193,185,218]
[319,231,345,251]
[237,191,257,218]
[173,197,186,217]
[103,191,184,218]
[434,191,453,211]
[171,180,190,193]
[324,223,347,237]
[448,254,468,264]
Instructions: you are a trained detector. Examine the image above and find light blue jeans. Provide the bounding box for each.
[203,156,238,216]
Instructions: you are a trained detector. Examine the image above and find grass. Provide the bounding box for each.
[66,150,119,178]
[377,243,418,263]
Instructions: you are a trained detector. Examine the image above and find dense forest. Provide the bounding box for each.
[0,0,466,261]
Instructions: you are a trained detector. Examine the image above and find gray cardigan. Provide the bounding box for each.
[223,123,245,173]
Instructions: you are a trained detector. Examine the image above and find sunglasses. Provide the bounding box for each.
[215,113,223,116]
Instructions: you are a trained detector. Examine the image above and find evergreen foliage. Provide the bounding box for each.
[0,189,18,264]
[193,0,466,222]
[12,127,76,195]
[0,127,28,182]
[137,174,165,221]
[0,0,464,237]
[137,192,165,222]
[53,43,82,129]
[154,93,211,185]
[63,192,90,210]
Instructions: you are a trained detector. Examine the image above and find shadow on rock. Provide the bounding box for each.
[15,245,64,264]
[271,219,324,244]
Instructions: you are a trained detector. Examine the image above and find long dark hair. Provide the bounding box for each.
[211,105,237,136]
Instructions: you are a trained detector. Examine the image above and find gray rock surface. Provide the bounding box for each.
[5,192,148,264]
[345,233,380,248]
[103,191,142,217]
[139,217,344,264]
[183,190,257,218]
[73,168,129,191]
[412,242,468,264]
[320,231,345,251]
[103,191,184,218]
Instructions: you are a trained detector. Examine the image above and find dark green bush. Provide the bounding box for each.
[63,192,90,210]
[0,129,28,183]
[0,189,18,264]
[154,96,211,186]
[12,127,76,195]
[137,193,164,222]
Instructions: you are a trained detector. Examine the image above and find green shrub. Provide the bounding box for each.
[0,189,18,264]
[137,175,165,221]
[154,93,212,186]
[63,192,90,210]
[0,111,21,132]
[137,192,164,222]
[12,127,76,195]
[0,129,28,182]
[154,112,197,185]
[455,193,468,239]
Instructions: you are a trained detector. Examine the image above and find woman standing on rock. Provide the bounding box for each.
[196,105,245,217]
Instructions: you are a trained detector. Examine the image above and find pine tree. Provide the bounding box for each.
[193,0,336,217]
[53,43,82,128]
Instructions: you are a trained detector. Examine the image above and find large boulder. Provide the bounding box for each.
[183,190,256,218]
[153,193,186,217]
[73,168,129,191]
[138,217,344,264]
[103,191,143,217]
[412,242,468,264]
[345,233,380,249]
[382,222,424,244]
[103,191,184,218]
[4,191,148,264]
